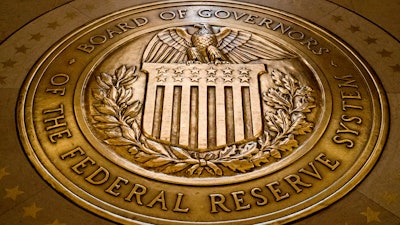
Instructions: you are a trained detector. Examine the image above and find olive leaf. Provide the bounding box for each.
[289,114,313,135]
[104,128,122,138]
[121,124,138,141]
[92,88,106,101]
[221,159,255,173]
[100,72,113,86]
[116,65,127,81]
[94,104,116,116]
[94,123,120,129]
[162,163,190,174]
[124,101,141,119]
[219,145,238,159]
[104,137,134,146]
[145,139,171,157]
[170,147,191,160]
[91,65,316,176]
[117,88,133,105]
[135,152,157,163]
[251,151,270,167]
[143,157,174,168]
[270,149,282,159]
[109,86,118,102]
[277,134,298,152]
[258,69,315,164]
[238,142,259,158]
[93,115,119,124]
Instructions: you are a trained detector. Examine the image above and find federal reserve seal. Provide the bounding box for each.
[17,1,388,224]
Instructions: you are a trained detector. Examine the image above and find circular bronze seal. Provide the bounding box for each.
[17,1,388,224]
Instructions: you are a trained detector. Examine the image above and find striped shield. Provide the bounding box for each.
[142,63,265,151]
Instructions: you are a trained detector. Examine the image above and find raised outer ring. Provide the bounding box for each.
[17,0,389,224]
[72,22,332,186]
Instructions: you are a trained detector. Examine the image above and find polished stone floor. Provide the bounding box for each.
[0,1,399,224]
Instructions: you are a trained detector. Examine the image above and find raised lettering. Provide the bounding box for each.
[116,22,136,32]
[272,23,291,34]
[315,153,340,170]
[231,191,251,211]
[90,35,107,45]
[335,75,358,88]
[333,135,354,148]
[125,184,147,205]
[159,11,176,20]
[288,31,305,40]
[215,10,230,19]
[48,129,72,143]
[198,9,212,18]
[46,87,66,96]
[71,156,96,175]
[177,9,187,19]
[173,193,189,213]
[336,121,359,135]
[42,104,72,142]
[284,174,312,193]
[44,115,66,131]
[300,37,318,50]
[312,47,330,55]
[147,191,168,211]
[298,162,322,180]
[244,14,259,24]
[106,29,122,39]
[50,73,69,86]
[341,115,362,124]
[105,176,129,197]
[232,11,247,20]
[132,17,148,26]
[258,18,273,28]
[210,194,231,213]
[77,43,94,53]
[250,188,268,206]
[266,181,289,202]
[342,100,363,111]
[341,90,362,99]
[85,166,110,185]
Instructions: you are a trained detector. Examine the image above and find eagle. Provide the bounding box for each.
[143,23,297,64]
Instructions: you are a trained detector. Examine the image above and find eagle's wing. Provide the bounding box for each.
[143,27,191,63]
[216,27,297,64]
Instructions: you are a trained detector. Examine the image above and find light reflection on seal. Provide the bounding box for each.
[17,1,388,224]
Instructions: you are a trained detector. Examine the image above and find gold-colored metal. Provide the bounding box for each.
[17,1,388,224]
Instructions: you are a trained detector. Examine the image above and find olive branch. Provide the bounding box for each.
[91,65,142,149]
[91,66,315,176]
[257,69,315,158]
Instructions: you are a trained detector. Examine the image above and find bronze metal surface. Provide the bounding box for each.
[16,1,388,224]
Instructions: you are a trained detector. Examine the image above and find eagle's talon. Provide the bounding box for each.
[215,60,230,65]
[186,60,195,65]
[186,60,203,65]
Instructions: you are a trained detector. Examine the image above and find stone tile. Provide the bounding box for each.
[0,0,399,224]
[293,190,400,225]
[357,93,400,218]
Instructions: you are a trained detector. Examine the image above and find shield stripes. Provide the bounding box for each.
[142,63,265,151]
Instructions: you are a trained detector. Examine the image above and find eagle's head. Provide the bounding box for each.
[194,23,214,35]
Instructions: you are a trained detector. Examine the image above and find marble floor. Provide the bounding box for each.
[0,1,399,224]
